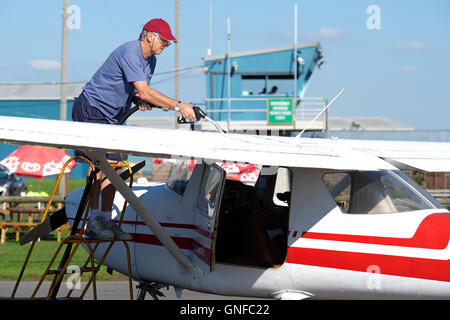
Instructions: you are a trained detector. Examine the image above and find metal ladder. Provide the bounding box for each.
[11,156,135,300]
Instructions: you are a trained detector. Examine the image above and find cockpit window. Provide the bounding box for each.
[323,170,442,214]
[197,164,224,217]
[166,159,195,196]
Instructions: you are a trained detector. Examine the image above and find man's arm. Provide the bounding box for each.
[133,80,195,120]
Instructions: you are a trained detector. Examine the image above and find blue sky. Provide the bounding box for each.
[0,0,449,129]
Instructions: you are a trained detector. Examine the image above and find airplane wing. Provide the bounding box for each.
[0,116,448,172]
[331,138,450,172]
[0,115,396,171]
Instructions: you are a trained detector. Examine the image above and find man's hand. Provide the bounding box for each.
[138,100,153,111]
[133,94,153,111]
[179,102,196,120]
[133,81,195,119]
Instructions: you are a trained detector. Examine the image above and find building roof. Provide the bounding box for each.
[202,42,322,61]
[303,130,450,143]
[328,117,413,131]
[127,117,176,129]
[0,82,84,100]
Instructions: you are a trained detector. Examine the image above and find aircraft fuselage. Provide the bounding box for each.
[65,164,450,299]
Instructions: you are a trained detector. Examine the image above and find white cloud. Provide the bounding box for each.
[28,59,61,71]
[317,27,344,39]
[304,27,344,41]
[400,66,417,73]
[397,41,424,50]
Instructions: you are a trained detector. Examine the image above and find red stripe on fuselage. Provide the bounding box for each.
[68,218,213,266]
[286,247,450,283]
[287,213,450,282]
[300,213,450,250]
[131,233,211,266]
[112,220,212,238]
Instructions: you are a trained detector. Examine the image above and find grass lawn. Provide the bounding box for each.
[0,230,129,281]
[1,177,129,281]
[26,177,87,195]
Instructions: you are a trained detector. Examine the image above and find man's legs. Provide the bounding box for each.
[99,162,120,222]
[86,159,131,240]
[89,160,120,219]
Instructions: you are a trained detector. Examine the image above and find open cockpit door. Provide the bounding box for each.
[181,162,226,273]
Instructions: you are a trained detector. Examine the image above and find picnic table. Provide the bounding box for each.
[0,196,68,244]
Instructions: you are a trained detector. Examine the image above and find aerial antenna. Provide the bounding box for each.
[174,0,180,129]
[293,4,298,108]
[226,17,231,131]
[208,0,213,56]
[293,88,344,141]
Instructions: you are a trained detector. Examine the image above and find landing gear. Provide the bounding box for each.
[136,281,168,300]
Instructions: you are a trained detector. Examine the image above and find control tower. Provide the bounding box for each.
[200,42,327,134]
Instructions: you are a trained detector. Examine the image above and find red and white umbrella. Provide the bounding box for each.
[0,145,77,179]
[216,162,260,183]
[154,158,260,184]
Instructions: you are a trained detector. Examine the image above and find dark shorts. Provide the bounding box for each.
[72,92,127,163]
[72,92,110,124]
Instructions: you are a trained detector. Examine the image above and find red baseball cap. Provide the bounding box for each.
[143,18,177,42]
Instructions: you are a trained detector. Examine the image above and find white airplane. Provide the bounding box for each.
[1,112,449,300]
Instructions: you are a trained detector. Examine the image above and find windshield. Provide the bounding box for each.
[323,170,443,214]
[387,170,443,209]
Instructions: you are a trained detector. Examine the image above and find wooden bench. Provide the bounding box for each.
[0,220,71,244]
[1,221,36,243]
[0,216,70,244]
[0,196,67,244]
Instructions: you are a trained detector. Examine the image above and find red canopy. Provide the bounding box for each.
[0,145,76,179]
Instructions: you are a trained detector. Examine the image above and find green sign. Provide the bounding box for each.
[267,98,294,125]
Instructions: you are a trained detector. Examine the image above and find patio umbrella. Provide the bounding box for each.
[154,158,260,184]
[0,145,76,179]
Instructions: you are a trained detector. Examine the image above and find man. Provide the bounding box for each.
[72,18,195,240]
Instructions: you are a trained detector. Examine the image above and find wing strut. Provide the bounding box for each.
[85,151,197,274]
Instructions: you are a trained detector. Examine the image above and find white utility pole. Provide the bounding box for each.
[60,0,69,123]
[59,0,70,196]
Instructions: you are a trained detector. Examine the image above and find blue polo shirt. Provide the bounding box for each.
[82,40,156,123]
